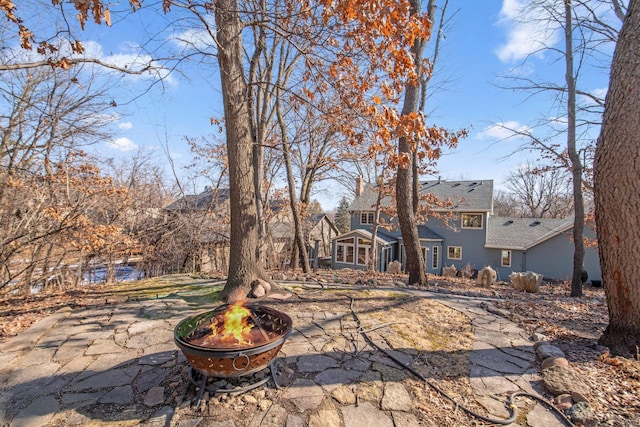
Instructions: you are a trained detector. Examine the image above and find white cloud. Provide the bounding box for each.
[477,121,532,140]
[107,137,138,152]
[579,87,608,107]
[494,0,561,63]
[172,27,216,51]
[118,121,133,130]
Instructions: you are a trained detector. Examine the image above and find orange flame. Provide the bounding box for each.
[210,301,254,346]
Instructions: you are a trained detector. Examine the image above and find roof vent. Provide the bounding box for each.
[504,220,514,225]
[530,220,541,226]
[452,183,460,187]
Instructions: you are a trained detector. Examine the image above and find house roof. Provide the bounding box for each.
[485,217,574,250]
[417,225,444,241]
[306,213,340,233]
[332,228,397,245]
[349,179,494,212]
[392,225,443,241]
[420,180,494,212]
[165,187,230,211]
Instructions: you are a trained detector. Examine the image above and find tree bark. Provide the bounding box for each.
[594,0,640,357]
[215,0,271,302]
[396,0,427,287]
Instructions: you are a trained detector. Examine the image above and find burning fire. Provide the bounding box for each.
[210,301,254,346]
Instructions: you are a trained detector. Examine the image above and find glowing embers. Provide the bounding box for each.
[184,301,275,348]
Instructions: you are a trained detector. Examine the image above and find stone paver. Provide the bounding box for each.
[0,287,569,427]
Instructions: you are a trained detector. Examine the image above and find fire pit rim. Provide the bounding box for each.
[173,302,293,354]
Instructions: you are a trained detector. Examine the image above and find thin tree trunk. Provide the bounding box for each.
[276,96,310,274]
[564,0,585,297]
[215,0,272,302]
[369,180,384,272]
[594,0,640,357]
[396,0,427,286]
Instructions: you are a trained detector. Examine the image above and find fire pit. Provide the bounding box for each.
[174,301,292,402]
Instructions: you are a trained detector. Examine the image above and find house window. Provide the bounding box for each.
[360,212,375,225]
[357,238,371,265]
[421,247,429,264]
[336,237,355,263]
[461,213,483,229]
[432,246,439,269]
[447,246,462,260]
[501,250,511,267]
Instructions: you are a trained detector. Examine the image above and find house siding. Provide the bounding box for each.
[337,179,601,283]
[421,215,490,273]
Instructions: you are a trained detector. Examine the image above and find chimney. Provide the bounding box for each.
[355,176,365,197]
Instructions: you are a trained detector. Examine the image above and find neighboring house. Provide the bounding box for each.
[307,213,340,260]
[331,179,602,283]
[166,186,339,272]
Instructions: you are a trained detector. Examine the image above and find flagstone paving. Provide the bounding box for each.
[0,285,568,426]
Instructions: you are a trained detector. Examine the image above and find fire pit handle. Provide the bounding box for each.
[232,353,250,371]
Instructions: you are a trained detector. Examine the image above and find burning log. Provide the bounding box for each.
[184,301,275,348]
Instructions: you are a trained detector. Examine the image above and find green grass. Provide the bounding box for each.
[106,274,224,306]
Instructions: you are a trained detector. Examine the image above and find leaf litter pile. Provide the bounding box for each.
[1,272,639,425]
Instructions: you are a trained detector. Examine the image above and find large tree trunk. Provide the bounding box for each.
[396,0,427,287]
[215,0,270,302]
[594,0,640,357]
[564,0,585,298]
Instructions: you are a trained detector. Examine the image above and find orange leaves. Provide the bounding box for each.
[302,87,315,100]
[18,25,35,50]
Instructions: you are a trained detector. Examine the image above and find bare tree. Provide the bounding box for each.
[496,0,626,297]
[502,163,574,218]
[0,64,129,290]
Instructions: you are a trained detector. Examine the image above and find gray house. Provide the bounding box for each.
[331,179,602,283]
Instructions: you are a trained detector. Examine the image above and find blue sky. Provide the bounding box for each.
[45,0,614,210]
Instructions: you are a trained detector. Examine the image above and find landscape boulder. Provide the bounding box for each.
[476,266,497,286]
[442,265,457,278]
[250,279,271,298]
[509,271,543,293]
[387,260,402,274]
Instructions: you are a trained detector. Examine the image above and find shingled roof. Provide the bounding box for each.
[349,179,494,212]
[486,217,574,250]
[165,187,230,211]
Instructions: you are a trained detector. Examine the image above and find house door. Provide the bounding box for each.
[380,246,393,272]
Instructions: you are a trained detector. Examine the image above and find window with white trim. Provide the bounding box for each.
[432,246,439,269]
[360,212,375,225]
[336,237,355,263]
[501,250,511,267]
[461,213,483,229]
[357,238,371,265]
[447,246,462,260]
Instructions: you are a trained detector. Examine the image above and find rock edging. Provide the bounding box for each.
[533,339,596,427]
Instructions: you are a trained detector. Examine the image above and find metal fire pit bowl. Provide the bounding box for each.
[174,303,292,379]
